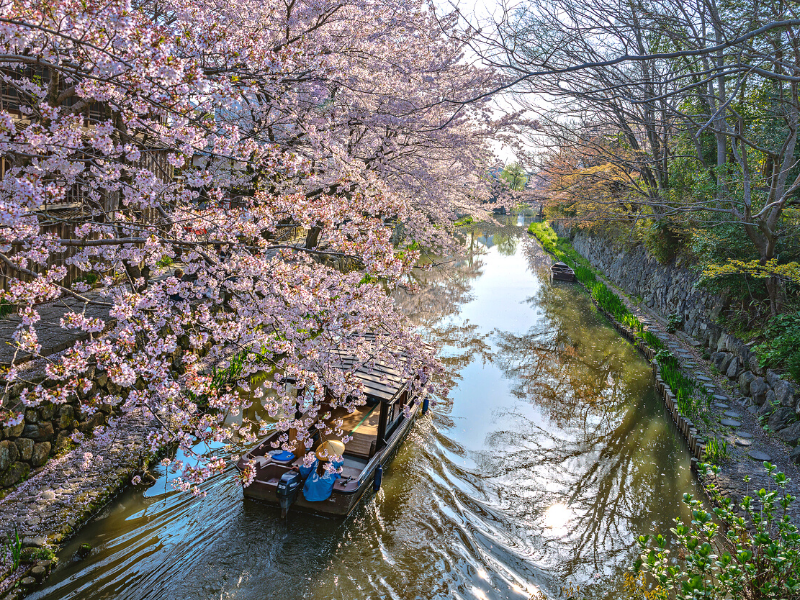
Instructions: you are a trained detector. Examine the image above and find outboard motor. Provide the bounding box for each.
[276,471,303,518]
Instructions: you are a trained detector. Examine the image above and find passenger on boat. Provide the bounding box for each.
[302,459,343,502]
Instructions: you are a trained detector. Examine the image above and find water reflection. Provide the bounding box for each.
[31,222,700,600]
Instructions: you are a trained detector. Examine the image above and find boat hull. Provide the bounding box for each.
[241,402,420,517]
[551,270,575,282]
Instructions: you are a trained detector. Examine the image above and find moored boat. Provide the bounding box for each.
[236,356,426,517]
[551,261,576,282]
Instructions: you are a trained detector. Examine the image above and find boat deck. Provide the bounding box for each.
[329,404,380,458]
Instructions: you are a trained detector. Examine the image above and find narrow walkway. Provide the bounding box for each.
[0,293,111,366]
[597,274,800,521]
[0,410,154,548]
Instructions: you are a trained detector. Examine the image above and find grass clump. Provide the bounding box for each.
[703,436,731,463]
[655,350,701,417]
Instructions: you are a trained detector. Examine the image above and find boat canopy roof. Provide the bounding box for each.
[553,262,569,268]
[325,333,432,404]
[328,350,410,403]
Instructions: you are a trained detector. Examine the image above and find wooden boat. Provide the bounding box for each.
[550,261,576,282]
[235,354,425,517]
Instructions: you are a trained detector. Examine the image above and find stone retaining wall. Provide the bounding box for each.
[0,342,184,489]
[0,369,113,489]
[554,224,800,451]
[555,224,727,343]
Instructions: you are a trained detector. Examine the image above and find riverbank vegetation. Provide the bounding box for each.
[633,463,800,600]
[530,220,800,599]
[477,1,800,375]
[528,222,716,421]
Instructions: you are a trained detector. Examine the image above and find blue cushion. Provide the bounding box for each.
[271,450,295,462]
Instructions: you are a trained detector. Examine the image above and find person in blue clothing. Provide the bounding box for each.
[301,457,343,502]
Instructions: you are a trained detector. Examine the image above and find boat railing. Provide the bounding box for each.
[355,400,419,486]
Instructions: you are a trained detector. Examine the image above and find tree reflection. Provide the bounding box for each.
[393,230,502,393]
[390,228,697,598]
[493,231,519,256]
[492,282,634,432]
[484,247,696,594]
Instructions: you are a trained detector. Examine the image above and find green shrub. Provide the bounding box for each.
[74,272,99,287]
[667,312,683,334]
[157,256,175,268]
[633,463,800,600]
[642,331,665,350]
[0,299,15,318]
[657,352,700,417]
[754,311,800,382]
[643,220,688,264]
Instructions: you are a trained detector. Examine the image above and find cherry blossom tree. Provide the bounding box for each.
[0,0,501,493]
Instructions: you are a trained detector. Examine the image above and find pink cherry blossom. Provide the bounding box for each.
[0,0,506,490]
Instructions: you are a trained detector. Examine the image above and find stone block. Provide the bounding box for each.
[711,352,728,371]
[54,430,72,453]
[78,381,98,400]
[776,422,800,446]
[736,347,753,369]
[707,329,720,349]
[758,398,774,417]
[38,403,54,420]
[766,369,782,388]
[15,437,34,461]
[748,355,763,376]
[58,405,74,429]
[78,414,103,434]
[739,371,756,396]
[22,423,38,438]
[750,377,769,405]
[31,442,50,467]
[769,406,795,432]
[791,446,800,464]
[726,356,742,379]
[24,408,38,424]
[96,371,108,388]
[34,421,54,442]
[2,421,24,439]
[0,461,29,487]
[774,379,797,408]
[716,334,728,353]
[0,439,14,471]
[720,353,734,374]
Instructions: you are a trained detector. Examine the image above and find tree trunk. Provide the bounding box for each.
[765,275,784,316]
[305,226,321,249]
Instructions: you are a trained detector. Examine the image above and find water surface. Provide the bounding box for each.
[32,223,700,600]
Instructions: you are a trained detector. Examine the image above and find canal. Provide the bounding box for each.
[31,222,701,600]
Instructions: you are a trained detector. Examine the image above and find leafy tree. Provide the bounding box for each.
[500,162,528,191]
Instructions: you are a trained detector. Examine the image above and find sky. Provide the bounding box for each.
[435,0,537,166]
